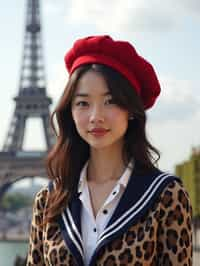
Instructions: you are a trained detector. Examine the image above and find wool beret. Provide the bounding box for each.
[64,35,161,109]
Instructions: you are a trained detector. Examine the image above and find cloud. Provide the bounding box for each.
[147,74,200,172]
[43,0,69,17]
[47,63,68,109]
[179,0,200,14]
[148,76,199,122]
[63,0,200,33]
[147,110,200,172]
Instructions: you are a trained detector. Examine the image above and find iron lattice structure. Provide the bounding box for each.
[3,0,54,152]
[0,0,55,196]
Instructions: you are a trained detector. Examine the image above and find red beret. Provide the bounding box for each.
[64,35,161,109]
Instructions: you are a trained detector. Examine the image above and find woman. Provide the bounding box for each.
[27,35,192,266]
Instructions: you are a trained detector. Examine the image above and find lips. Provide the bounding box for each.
[89,128,110,136]
[90,128,109,133]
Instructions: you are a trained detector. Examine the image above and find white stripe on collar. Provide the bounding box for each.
[66,207,83,247]
[61,171,174,262]
[61,211,84,258]
[97,173,172,246]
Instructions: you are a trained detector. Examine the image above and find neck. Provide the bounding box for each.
[87,145,128,184]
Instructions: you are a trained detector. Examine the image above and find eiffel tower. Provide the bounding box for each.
[0,0,54,198]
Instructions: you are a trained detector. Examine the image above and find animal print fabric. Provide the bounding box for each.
[26,180,192,265]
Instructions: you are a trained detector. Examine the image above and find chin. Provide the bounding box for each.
[88,139,122,151]
[89,143,109,150]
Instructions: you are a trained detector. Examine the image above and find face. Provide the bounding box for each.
[71,70,129,152]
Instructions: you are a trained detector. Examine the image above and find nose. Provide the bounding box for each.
[89,105,105,123]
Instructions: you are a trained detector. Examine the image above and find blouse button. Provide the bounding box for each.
[103,209,108,215]
[112,191,117,195]
[93,228,97,232]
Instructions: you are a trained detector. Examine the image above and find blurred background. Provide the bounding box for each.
[0,0,199,265]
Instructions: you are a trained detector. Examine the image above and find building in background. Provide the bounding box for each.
[175,147,200,218]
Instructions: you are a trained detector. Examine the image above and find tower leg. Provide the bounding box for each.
[42,115,54,149]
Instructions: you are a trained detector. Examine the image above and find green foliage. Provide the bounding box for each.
[175,151,200,218]
[1,192,32,211]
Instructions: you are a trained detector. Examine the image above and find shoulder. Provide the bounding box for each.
[156,170,188,197]
[153,169,189,199]
[161,176,188,195]
[145,169,192,214]
[35,184,49,200]
[32,184,50,213]
[150,169,185,194]
[157,175,192,217]
[131,168,183,202]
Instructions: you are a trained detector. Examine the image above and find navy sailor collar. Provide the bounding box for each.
[52,169,181,266]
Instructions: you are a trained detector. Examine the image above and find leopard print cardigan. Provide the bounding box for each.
[26,172,193,266]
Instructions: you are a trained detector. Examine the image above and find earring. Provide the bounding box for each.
[129,115,134,120]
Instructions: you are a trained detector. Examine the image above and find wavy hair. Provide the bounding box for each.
[44,64,160,223]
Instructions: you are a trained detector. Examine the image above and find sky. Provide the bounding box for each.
[0,0,199,173]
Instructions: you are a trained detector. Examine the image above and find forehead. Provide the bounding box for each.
[74,70,110,95]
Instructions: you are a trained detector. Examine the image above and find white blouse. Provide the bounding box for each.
[78,160,134,266]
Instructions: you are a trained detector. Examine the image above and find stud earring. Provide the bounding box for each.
[129,115,134,120]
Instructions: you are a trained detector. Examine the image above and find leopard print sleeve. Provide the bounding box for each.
[157,180,193,266]
[26,187,48,266]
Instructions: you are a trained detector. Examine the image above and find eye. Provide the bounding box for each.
[75,101,89,107]
[105,98,115,105]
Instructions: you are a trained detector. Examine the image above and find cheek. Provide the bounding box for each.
[107,109,128,125]
[72,110,88,129]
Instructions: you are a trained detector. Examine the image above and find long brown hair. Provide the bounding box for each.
[45,64,160,223]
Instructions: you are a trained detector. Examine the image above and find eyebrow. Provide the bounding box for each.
[73,91,111,97]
